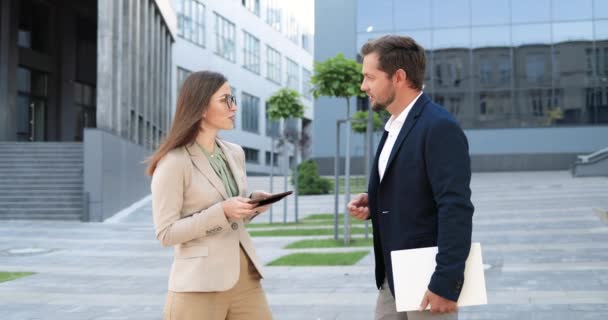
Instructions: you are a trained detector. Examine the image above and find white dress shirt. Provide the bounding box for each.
[378,92,423,181]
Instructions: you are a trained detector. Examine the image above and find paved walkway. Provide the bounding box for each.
[1,171,608,319]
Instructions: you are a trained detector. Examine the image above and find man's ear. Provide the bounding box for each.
[393,69,407,86]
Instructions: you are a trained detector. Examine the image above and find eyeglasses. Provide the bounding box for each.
[220,94,237,110]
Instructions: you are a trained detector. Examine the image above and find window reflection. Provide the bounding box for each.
[354,0,608,127]
[432,28,470,50]
[552,0,592,21]
[472,26,510,48]
[512,24,551,46]
[396,30,432,50]
[595,20,608,41]
[511,0,550,24]
[356,0,392,32]
[431,0,470,28]
[394,0,431,30]
[594,1,608,19]
[552,22,593,43]
[471,0,509,26]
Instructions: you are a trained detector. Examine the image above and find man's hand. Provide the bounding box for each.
[419,289,458,313]
[347,193,370,220]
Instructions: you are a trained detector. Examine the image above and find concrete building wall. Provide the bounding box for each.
[83,129,151,221]
[97,0,175,149]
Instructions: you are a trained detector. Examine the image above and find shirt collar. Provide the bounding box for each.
[384,91,423,131]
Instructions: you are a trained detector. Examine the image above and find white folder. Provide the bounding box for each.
[390,242,488,312]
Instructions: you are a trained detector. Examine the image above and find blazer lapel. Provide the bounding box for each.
[383,94,430,178]
[216,139,246,197]
[185,143,229,200]
[370,130,388,188]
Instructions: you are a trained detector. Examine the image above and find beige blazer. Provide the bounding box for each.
[151,139,263,292]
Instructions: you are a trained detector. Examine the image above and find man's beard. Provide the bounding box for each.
[371,90,395,112]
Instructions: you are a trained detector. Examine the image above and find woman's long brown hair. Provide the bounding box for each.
[146,71,228,176]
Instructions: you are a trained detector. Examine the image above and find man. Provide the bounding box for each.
[347,35,474,320]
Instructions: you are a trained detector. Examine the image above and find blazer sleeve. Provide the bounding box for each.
[151,149,230,247]
[424,118,474,302]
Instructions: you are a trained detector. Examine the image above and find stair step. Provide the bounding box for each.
[0,173,83,177]
[0,164,83,169]
[0,212,82,220]
[0,204,83,209]
[0,195,82,200]
[0,143,86,220]
[0,159,83,162]
[0,172,83,176]
[0,186,82,190]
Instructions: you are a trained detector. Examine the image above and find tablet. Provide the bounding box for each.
[248,191,293,208]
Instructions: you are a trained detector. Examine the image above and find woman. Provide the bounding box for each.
[147,71,273,320]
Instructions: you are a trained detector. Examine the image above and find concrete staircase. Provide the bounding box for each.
[572,146,608,177]
[0,142,84,220]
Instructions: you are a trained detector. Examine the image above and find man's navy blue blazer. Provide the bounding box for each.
[367,93,474,302]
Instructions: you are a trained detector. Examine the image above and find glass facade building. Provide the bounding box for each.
[356,0,608,129]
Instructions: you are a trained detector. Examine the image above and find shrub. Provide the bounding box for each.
[292,160,332,195]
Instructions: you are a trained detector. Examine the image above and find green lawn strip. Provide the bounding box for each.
[267,251,370,266]
[284,238,373,249]
[303,213,367,221]
[0,272,35,283]
[334,177,367,194]
[250,226,371,237]
[247,217,366,229]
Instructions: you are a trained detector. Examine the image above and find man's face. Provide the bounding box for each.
[360,52,395,112]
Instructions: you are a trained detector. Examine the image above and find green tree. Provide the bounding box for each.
[267,88,306,223]
[311,53,366,245]
[351,110,389,133]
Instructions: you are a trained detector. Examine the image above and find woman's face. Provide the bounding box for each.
[201,82,237,132]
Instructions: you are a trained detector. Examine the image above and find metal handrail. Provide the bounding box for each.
[577,147,608,163]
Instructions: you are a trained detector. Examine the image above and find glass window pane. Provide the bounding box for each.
[511,0,550,24]
[393,0,431,30]
[552,21,593,43]
[432,49,471,89]
[357,32,385,53]
[471,0,509,26]
[17,67,31,93]
[473,48,512,88]
[595,1,608,19]
[396,30,432,51]
[432,0,470,28]
[552,0,592,21]
[512,23,551,46]
[356,0,392,32]
[514,46,552,87]
[432,28,470,50]
[474,91,513,128]
[472,26,510,48]
[595,20,608,41]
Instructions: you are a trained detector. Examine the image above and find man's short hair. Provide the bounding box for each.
[360,35,426,90]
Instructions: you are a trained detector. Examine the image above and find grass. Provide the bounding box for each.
[247,214,368,228]
[333,176,367,194]
[267,251,370,266]
[0,272,34,283]
[250,226,372,237]
[285,238,373,249]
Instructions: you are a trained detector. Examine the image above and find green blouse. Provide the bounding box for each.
[197,142,239,197]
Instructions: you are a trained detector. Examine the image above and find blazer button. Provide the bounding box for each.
[231,222,238,230]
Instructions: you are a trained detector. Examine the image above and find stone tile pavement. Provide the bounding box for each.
[1,171,607,319]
